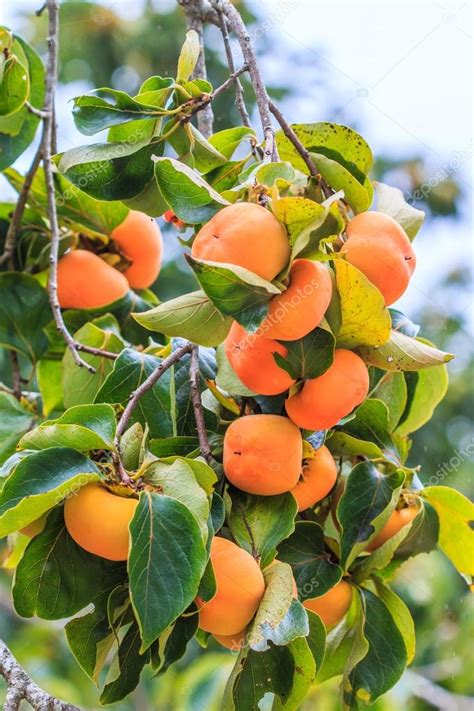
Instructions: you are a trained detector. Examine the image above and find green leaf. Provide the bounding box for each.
[334,260,391,348]
[57,139,161,201]
[62,321,125,408]
[358,330,454,371]
[149,436,200,458]
[225,489,297,568]
[100,622,149,704]
[346,588,407,706]
[333,399,401,465]
[311,152,373,213]
[159,455,217,495]
[393,499,439,562]
[19,403,116,452]
[273,196,327,260]
[396,362,448,436]
[215,343,256,397]
[13,508,126,619]
[208,127,256,160]
[65,597,117,683]
[0,393,35,465]
[277,521,343,601]
[95,348,174,439]
[177,30,201,83]
[154,156,229,224]
[370,372,407,431]
[186,255,279,330]
[134,290,232,347]
[128,491,207,651]
[142,459,210,540]
[422,486,474,576]
[0,447,101,537]
[374,181,425,241]
[276,123,373,179]
[37,358,64,416]
[274,327,335,380]
[171,343,217,436]
[373,580,415,664]
[247,560,308,652]
[225,645,295,711]
[0,273,51,362]
[337,462,405,569]
[271,638,317,711]
[352,513,416,583]
[317,590,368,684]
[152,607,199,675]
[0,54,29,116]
[0,35,44,170]
[72,88,167,136]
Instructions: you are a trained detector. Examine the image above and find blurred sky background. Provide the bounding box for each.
[0,1,473,709]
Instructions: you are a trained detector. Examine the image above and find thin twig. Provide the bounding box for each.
[24,100,50,119]
[113,342,194,484]
[212,0,278,161]
[42,0,93,373]
[181,64,249,124]
[217,13,252,129]
[10,352,21,401]
[268,100,332,197]
[0,639,80,711]
[73,342,118,360]
[189,345,213,465]
[0,148,43,269]
[179,0,214,137]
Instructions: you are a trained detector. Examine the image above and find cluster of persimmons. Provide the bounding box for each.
[46,200,418,651]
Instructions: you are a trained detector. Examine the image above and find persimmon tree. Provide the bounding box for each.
[0,1,473,709]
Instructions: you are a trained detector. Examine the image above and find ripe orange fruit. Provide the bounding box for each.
[366,504,419,551]
[291,445,338,511]
[111,210,163,289]
[223,414,303,495]
[303,580,353,629]
[285,349,369,430]
[191,202,290,281]
[225,321,295,395]
[57,250,129,309]
[258,259,332,341]
[64,483,137,561]
[197,537,265,636]
[341,211,416,305]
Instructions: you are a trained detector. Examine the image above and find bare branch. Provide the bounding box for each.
[211,0,277,161]
[181,64,249,125]
[113,342,194,484]
[73,342,119,360]
[0,639,80,711]
[0,148,43,269]
[189,345,213,465]
[268,100,333,197]
[217,13,252,129]
[24,100,50,119]
[178,0,214,137]
[42,0,93,372]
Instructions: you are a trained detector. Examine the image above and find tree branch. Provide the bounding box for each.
[179,0,214,137]
[211,0,277,161]
[42,0,93,373]
[189,345,213,465]
[0,147,43,269]
[181,64,248,125]
[0,639,80,711]
[113,342,194,483]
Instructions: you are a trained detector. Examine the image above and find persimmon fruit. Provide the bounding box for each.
[223,414,303,495]
[214,628,247,651]
[191,202,290,281]
[197,537,265,635]
[285,349,369,430]
[111,209,163,289]
[341,211,416,306]
[258,259,332,341]
[64,483,138,561]
[366,504,419,551]
[303,580,353,629]
[225,321,295,395]
[57,249,129,310]
[291,445,338,511]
